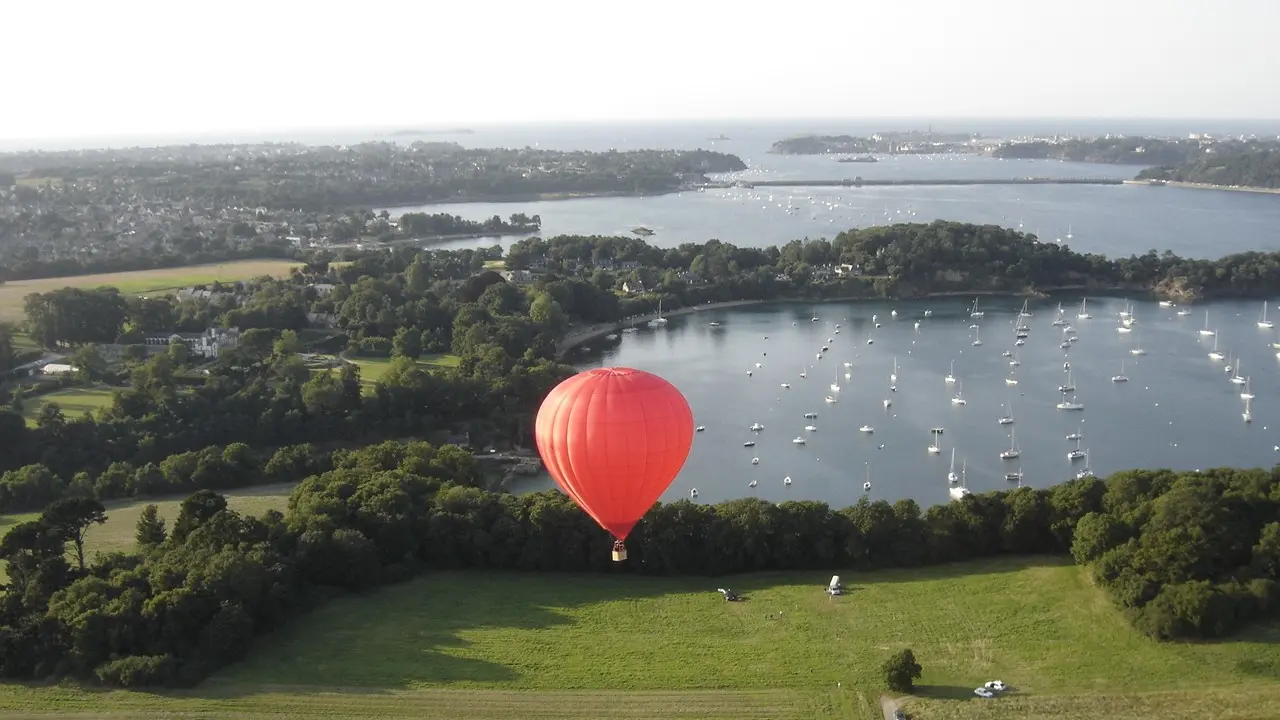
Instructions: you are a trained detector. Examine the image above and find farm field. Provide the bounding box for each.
[0,260,300,321]
[18,386,116,426]
[0,557,1276,719]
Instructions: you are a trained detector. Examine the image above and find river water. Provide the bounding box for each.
[513,297,1280,507]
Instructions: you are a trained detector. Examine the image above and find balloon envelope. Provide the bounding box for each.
[535,367,694,541]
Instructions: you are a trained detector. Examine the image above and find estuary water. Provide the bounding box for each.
[519,297,1280,507]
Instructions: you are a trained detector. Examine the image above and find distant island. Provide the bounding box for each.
[836,156,878,164]
[706,134,731,141]
[387,128,475,136]
[770,130,982,155]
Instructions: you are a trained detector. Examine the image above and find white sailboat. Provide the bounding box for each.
[970,297,984,318]
[830,368,841,393]
[1112,360,1129,383]
[1242,377,1255,400]
[971,326,983,346]
[944,359,956,384]
[1231,359,1246,385]
[928,428,942,454]
[951,380,967,405]
[1052,302,1067,327]
[1068,436,1086,460]
[1199,310,1215,336]
[1076,450,1095,479]
[1077,298,1091,320]
[1209,333,1225,361]
[1260,302,1274,329]
[998,404,1014,425]
[1000,427,1021,460]
[890,357,899,384]
[950,459,972,500]
[1057,394,1084,411]
[863,462,872,492]
[652,298,669,326]
[947,448,959,484]
[1243,396,1253,423]
[1066,425,1083,441]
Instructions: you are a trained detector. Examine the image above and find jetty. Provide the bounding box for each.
[704,177,1124,190]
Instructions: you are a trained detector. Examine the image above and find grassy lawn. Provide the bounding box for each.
[0,557,1276,718]
[349,354,462,389]
[483,260,507,271]
[0,260,300,322]
[19,387,117,426]
[0,484,295,568]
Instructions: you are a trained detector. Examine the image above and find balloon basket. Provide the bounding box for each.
[611,541,627,562]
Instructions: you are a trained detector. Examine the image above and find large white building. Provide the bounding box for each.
[144,327,242,359]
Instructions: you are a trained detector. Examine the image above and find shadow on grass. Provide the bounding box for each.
[180,571,689,699]
[913,684,982,701]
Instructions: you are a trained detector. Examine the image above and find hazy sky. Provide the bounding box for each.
[6,0,1279,140]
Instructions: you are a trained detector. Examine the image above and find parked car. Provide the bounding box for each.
[974,688,995,698]
[985,680,1007,692]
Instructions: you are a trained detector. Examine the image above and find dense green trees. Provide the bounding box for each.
[992,137,1205,165]
[1138,148,1280,189]
[3,444,1275,689]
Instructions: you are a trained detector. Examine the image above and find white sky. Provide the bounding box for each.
[4,0,1278,140]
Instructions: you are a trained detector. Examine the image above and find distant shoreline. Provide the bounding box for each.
[554,287,1178,356]
[1123,179,1280,195]
[383,189,682,212]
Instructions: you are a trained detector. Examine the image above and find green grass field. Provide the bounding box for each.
[349,354,462,390]
[0,260,300,322]
[0,483,295,561]
[0,557,1276,718]
[19,387,117,426]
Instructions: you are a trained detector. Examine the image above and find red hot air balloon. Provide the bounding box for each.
[535,367,694,561]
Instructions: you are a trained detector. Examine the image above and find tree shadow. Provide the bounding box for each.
[176,571,687,699]
[913,684,983,701]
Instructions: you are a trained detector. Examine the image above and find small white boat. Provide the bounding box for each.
[780,383,791,389]
[1057,397,1085,411]
[883,398,892,408]
[743,441,756,447]
[1244,397,1253,423]
[1209,333,1224,361]
[805,425,818,432]
[784,476,793,485]
[1130,347,1146,356]
[749,479,758,487]
[1159,300,1173,308]
[1077,298,1092,320]
[866,338,874,345]
[825,395,837,404]
[859,425,875,433]
[751,458,760,465]
[1241,377,1255,400]
[945,359,956,384]
[690,488,699,498]
[749,423,765,431]
[1199,310,1215,336]
[1000,428,1021,460]
[792,436,806,445]
[804,412,818,419]
[971,327,983,346]
[952,381,967,405]
[1005,469,1024,482]
[1111,360,1129,383]
[1260,302,1273,329]
[863,482,872,491]
[1005,377,1019,386]
[696,425,706,432]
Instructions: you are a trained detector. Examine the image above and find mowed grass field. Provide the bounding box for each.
[18,387,117,427]
[348,354,462,389]
[1,557,1278,719]
[0,483,295,562]
[0,260,300,321]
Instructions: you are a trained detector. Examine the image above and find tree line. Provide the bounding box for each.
[2,442,1275,688]
[1138,148,1280,190]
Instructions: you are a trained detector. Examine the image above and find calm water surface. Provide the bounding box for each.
[520,297,1280,507]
